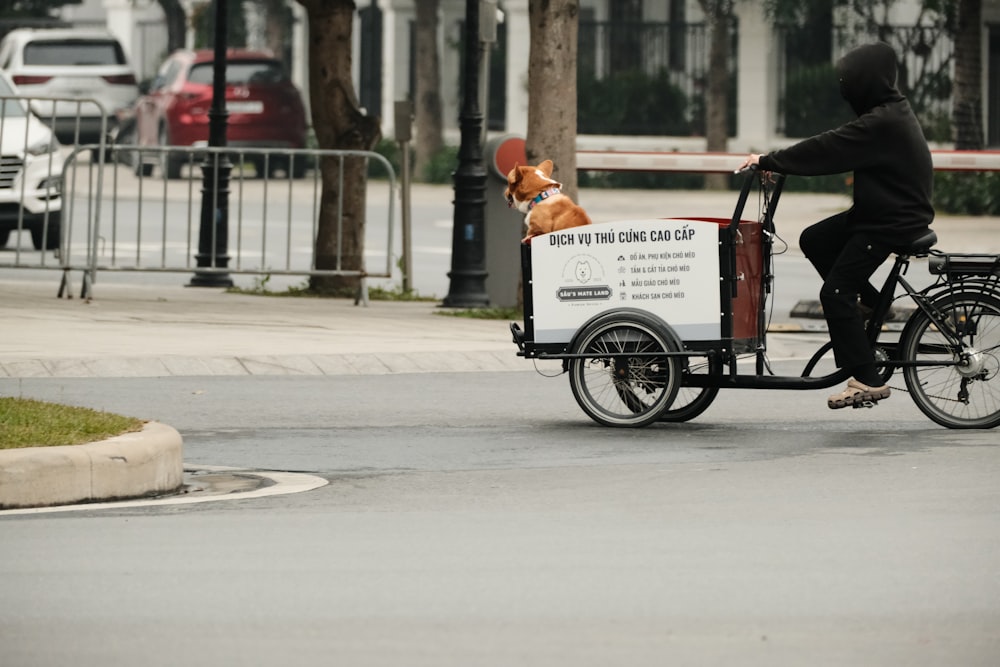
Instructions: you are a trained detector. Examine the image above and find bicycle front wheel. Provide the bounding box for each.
[900,291,1000,429]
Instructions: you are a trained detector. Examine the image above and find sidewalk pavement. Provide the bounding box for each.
[0,278,523,379]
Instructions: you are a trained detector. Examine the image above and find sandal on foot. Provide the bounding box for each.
[828,378,891,409]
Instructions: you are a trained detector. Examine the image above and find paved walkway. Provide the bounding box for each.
[0,278,521,378]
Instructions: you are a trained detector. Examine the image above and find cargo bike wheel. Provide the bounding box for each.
[659,355,721,422]
[900,290,1000,429]
[568,311,682,427]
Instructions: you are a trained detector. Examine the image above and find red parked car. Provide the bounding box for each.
[127,49,309,178]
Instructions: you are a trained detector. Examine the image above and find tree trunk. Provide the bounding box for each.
[262,0,290,61]
[413,0,444,182]
[526,0,580,201]
[699,0,732,190]
[157,0,187,53]
[296,0,382,295]
[952,0,984,150]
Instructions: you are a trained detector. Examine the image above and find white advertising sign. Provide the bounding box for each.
[530,219,721,343]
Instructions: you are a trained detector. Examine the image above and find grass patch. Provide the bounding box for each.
[226,277,525,316]
[0,398,144,450]
[228,277,438,302]
[366,285,438,302]
[226,276,317,297]
[435,306,522,320]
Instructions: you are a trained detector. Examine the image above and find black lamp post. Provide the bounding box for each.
[189,0,234,287]
[442,0,490,307]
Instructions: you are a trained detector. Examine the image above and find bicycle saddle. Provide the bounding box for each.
[897,229,937,256]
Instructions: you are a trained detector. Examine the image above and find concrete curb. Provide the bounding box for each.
[0,421,184,510]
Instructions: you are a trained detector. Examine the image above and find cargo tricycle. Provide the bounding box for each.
[510,169,1000,429]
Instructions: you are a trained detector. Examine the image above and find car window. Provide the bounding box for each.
[188,60,287,86]
[162,60,183,86]
[23,40,127,66]
[150,59,172,90]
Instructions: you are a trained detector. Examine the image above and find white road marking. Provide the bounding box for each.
[0,466,328,516]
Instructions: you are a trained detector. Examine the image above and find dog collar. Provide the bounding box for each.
[529,187,561,210]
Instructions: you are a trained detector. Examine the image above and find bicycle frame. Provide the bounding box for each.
[653,172,998,390]
[854,252,1000,371]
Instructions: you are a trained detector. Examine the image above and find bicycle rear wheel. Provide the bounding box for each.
[900,291,1000,429]
[659,355,721,422]
[569,311,681,428]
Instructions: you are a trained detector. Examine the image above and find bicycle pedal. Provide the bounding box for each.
[852,399,878,409]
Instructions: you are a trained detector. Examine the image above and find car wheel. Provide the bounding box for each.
[29,212,61,251]
[0,229,10,248]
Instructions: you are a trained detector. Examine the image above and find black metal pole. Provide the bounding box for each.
[189,0,233,287]
[442,0,489,307]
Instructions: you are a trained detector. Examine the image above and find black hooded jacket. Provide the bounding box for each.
[758,42,934,240]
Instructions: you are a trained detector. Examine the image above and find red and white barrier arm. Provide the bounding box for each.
[574,150,1000,173]
[931,150,1000,171]
[576,151,743,173]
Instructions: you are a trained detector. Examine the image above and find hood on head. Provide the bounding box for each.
[835,42,904,116]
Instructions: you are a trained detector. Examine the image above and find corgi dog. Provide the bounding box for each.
[504,159,592,243]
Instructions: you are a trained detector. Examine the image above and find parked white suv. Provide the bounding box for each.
[0,72,63,250]
[0,28,139,146]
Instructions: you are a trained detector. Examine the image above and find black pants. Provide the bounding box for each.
[798,212,891,371]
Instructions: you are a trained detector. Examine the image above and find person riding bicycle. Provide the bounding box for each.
[740,42,935,409]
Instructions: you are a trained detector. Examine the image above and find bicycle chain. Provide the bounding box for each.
[888,381,976,405]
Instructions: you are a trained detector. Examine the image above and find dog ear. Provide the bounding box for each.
[537,159,554,177]
[508,163,523,185]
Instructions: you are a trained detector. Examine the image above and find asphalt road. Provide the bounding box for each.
[1,368,998,666]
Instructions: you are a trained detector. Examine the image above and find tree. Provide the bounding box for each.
[259,0,293,61]
[526,0,580,201]
[155,0,187,54]
[296,0,381,294]
[0,0,81,18]
[767,0,959,142]
[697,0,734,190]
[952,0,983,149]
[192,0,248,48]
[847,0,954,135]
[0,0,80,36]
[413,0,444,182]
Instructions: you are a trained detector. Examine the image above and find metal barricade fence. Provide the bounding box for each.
[0,94,107,271]
[57,145,396,301]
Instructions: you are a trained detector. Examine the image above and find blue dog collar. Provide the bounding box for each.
[529,187,561,210]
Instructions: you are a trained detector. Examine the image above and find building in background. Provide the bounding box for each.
[22,0,1000,150]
